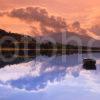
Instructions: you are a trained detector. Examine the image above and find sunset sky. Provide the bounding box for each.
[0,0,100,38]
[0,1,100,100]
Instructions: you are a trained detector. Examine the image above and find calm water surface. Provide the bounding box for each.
[0,53,100,100]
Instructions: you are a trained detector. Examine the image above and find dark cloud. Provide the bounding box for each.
[72,21,80,31]
[6,7,67,35]
[71,21,86,35]
[90,24,100,36]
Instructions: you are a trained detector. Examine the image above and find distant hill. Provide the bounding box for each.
[39,31,100,47]
[0,29,36,42]
[0,29,100,47]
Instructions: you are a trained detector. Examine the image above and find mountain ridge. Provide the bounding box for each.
[0,28,100,47]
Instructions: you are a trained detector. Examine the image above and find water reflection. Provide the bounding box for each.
[0,53,100,93]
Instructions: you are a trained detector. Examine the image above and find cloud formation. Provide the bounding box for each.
[0,6,100,40]
[68,21,86,35]
[5,7,67,35]
[90,24,100,36]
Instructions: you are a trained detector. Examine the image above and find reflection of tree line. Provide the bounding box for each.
[1,41,100,57]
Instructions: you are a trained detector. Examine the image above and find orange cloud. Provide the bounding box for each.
[0,0,100,39]
[1,7,67,35]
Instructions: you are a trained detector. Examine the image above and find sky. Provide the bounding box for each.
[0,0,100,38]
[0,1,100,100]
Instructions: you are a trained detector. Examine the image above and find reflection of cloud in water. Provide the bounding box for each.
[0,54,100,93]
